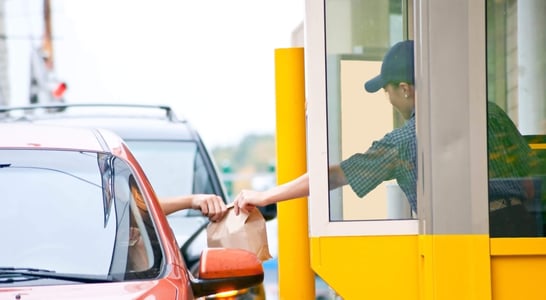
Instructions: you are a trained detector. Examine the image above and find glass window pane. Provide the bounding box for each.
[112,159,162,279]
[486,0,546,237]
[0,150,163,279]
[325,0,414,221]
[0,150,115,275]
[126,141,199,198]
[126,140,215,218]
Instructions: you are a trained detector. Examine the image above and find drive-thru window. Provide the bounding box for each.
[294,0,546,299]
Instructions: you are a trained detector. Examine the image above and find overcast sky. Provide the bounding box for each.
[6,0,304,147]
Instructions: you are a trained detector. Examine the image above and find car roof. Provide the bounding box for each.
[0,103,199,141]
[0,123,124,152]
[36,116,197,140]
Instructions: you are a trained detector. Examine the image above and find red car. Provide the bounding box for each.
[0,123,263,299]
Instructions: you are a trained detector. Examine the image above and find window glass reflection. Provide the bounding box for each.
[487,0,546,237]
[325,0,412,221]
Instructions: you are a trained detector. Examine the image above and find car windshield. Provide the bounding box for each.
[0,150,161,281]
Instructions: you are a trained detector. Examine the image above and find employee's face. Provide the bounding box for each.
[383,83,413,119]
[383,83,405,114]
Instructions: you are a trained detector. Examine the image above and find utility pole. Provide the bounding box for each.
[42,0,53,70]
[29,0,66,105]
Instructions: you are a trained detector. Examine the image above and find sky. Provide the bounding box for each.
[5,0,304,148]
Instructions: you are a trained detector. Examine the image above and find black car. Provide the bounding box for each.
[0,103,272,299]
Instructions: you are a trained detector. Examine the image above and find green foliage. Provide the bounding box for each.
[211,133,275,173]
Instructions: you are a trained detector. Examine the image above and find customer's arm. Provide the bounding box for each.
[159,194,228,222]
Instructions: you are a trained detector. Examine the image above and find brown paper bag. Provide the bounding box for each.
[206,205,272,262]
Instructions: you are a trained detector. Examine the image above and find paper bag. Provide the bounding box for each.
[206,205,272,262]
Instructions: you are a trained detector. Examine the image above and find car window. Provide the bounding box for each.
[125,140,218,217]
[116,168,163,279]
[0,150,162,280]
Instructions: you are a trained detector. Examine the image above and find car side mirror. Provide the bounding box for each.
[190,248,264,298]
[258,203,277,221]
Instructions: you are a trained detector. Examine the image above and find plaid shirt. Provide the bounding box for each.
[487,101,539,199]
[340,112,417,212]
[339,103,538,215]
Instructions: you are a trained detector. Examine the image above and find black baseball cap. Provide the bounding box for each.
[364,40,415,93]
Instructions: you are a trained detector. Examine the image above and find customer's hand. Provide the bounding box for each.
[191,194,228,222]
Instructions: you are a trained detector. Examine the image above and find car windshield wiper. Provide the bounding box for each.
[0,267,116,283]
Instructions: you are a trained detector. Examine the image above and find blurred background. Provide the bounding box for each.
[1,0,303,149]
[0,0,307,196]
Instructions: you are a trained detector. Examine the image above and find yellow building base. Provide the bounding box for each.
[310,235,497,300]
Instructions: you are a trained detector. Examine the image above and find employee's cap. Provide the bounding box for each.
[364,40,415,93]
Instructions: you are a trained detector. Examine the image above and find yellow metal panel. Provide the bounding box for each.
[310,235,419,299]
[529,143,546,150]
[274,47,315,299]
[490,238,546,300]
[419,235,491,300]
[490,238,546,256]
[491,256,546,300]
[310,235,493,300]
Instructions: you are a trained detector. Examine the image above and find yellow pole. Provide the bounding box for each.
[274,47,315,299]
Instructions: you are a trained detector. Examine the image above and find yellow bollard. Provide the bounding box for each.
[274,47,315,299]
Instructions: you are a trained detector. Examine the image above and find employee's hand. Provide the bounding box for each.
[233,189,266,215]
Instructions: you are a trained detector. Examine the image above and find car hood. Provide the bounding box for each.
[0,279,183,300]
